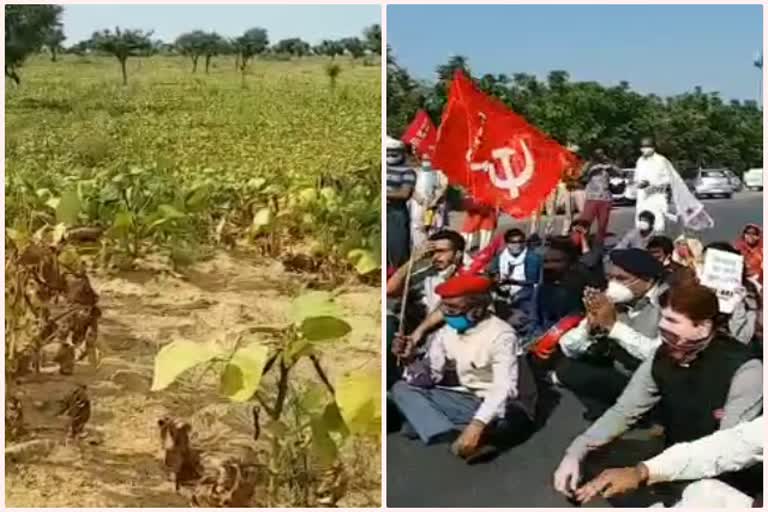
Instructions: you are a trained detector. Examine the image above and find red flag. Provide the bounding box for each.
[401,109,438,158]
[432,71,580,219]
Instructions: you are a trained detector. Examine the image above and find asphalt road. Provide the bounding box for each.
[386,191,763,508]
[477,190,763,244]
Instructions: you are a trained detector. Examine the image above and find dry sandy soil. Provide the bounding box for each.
[5,252,381,507]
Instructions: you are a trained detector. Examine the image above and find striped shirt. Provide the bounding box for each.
[387,165,416,202]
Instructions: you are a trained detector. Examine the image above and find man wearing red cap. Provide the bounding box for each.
[389,274,537,461]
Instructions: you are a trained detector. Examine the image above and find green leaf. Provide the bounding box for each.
[45,197,60,211]
[297,187,317,205]
[300,316,352,341]
[219,342,269,402]
[158,204,186,220]
[347,249,380,275]
[56,189,81,226]
[185,185,209,210]
[289,291,340,324]
[321,402,351,439]
[299,383,329,417]
[284,338,313,364]
[151,340,223,391]
[310,416,338,466]
[251,207,273,234]
[110,211,134,238]
[335,371,381,436]
[247,177,267,190]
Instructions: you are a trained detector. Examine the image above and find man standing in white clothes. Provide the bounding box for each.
[634,137,673,232]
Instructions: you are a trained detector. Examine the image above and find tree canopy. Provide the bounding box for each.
[235,27,269,68]
[341,37,366,59]
[175,31,225,73]
[5,4,63,83]
[387,52,762,174]
[363,24,381,55]
[273,37,311,57]
[90,27,153,85]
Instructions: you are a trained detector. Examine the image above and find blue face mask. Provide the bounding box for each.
[444,314,474,333]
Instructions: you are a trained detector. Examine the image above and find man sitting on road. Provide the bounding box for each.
[568,219,605,278]
[488,228,542,337]
[575,416,763,507]
[646,235,687,285]
[531,237,601,340]
[554,249,667,420]
[387,230,469,358]
[389,275,537,461]
[553,284,763,506]
[615,210,657,250]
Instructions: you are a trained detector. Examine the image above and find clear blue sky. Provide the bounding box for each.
[389,4,763,102]
[61,4,380,46]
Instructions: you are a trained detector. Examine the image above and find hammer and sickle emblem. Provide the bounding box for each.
[469,139,535,199]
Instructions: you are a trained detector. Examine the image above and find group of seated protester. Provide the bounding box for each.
[386,220,763,507]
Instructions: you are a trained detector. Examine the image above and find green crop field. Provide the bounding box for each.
[6,53,381,508]
[6,54,381,269]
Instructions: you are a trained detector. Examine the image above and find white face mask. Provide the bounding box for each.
[605,280,635,303]
[637,220,651,232]
[640,147,654,157]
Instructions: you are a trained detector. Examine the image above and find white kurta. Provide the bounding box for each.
[644,416,762,508]
[634,153,674,232]
[409,169,447,248]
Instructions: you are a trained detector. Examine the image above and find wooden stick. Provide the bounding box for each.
[394,253,417,366]
[397,254,416,337]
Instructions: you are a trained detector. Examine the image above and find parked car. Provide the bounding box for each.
[609,168,638,205]
[694,169,733,199]
[743,168,763,191]
[723,169,742,192]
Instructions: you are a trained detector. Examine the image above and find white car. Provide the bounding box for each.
[743,168,763,191]
[694,169,733,199]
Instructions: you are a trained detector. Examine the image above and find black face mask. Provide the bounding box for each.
[542,267,563,283]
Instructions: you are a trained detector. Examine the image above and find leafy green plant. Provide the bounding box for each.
[150,290,380,506]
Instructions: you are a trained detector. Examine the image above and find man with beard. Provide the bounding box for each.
[554,284,763,506]
[389,275,537,461]
[531,237,602,339]
[554,249,667,420]
[647,235,687,285]
[387,136,416,268]
[388,230,467,356]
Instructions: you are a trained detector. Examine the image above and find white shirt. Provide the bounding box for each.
[427,316,520,424]
[644,416,763,484]
[498,248,527,297]
[559,285,664,361]
[635,153,673,199]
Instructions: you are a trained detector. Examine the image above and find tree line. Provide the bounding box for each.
[6,5,381,85]
[388,50,763,175]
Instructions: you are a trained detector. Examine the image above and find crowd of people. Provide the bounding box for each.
[386,136,763,507]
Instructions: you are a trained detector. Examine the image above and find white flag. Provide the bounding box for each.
[669,167,714,231]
